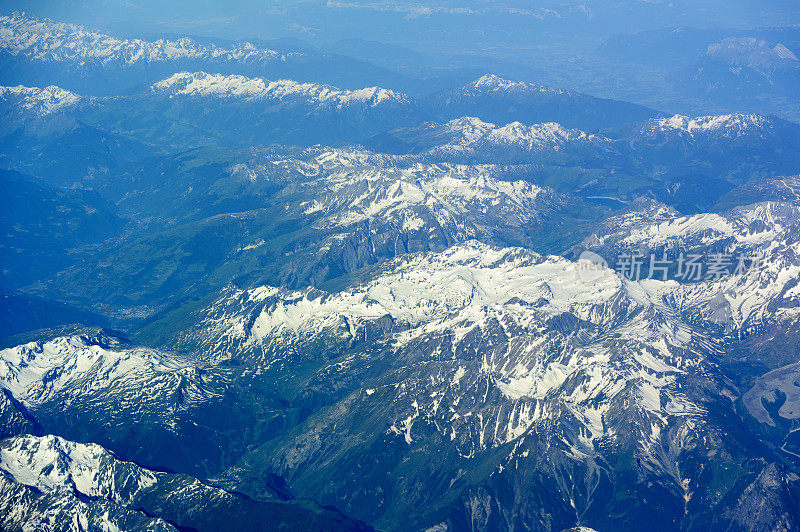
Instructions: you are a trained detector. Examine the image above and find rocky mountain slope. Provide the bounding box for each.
[0,434,372,531]
[4,217,800,529]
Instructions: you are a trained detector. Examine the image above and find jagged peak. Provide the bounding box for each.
[645,113,772,136]
[0,434,157,497]
[152,71,410,107]
[0,84,81,116]
[0,11,288,65]
[468,73,566,95]
[444,115,496,129]
[492,120,577,140]
[437,115,594,150]
[441,116,497,141]
[205,240,628,348]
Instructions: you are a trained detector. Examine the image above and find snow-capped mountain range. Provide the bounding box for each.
[466,73,569,97]
[12,201,798,529]
[0,12,290,67]
[290,157,560,231]
[412,116,603,156]
[3,198,800,530]
[0,333,225,409]
[149,201,800,529]
[640,113,774,138]
[152,71,410,108]
[0,84,80,116]
[1,9,800,532]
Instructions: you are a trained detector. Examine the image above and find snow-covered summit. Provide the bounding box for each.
[307,162,555,228]
[582,201,800,332]
[152,71,410,108]
[440,116,496,141]
[0,84,80,116]
[0,11,289,66]
[0,333,223,408]
[0,434,176,531]
[642,113,771,138]
[0,434,156,498]
[468,74,567,96]
[186,240,641,357]
[436,116,596,152]
[0,433,336,531]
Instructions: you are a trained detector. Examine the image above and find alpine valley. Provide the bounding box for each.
[1,9,800,532]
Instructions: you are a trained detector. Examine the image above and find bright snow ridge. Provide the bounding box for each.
[152,71,410,107]
[0,334,218,407]
[214,241,625,344]
[468,73,567,95]
[0,434,157,497]
[436,116,596,151]
[645,113,770,136]
[0,84,80,116]
[0,11,288,65]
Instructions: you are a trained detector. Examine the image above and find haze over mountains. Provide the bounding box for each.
[1,6,800,532]
[4,0,799,118]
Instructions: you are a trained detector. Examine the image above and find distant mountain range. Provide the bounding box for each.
[1,9,800,532]
[0,11,417,95]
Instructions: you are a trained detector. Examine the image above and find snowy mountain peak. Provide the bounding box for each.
[442,116,497,139]
[0,84,80,116]
[469,73,566,95]
[587,199,800,252]
[435,116,594,153]
[298,162,558,232]
[152,71,410,108]
[193,240,634,354]
[491,120,586,144]
[0,333,221,408]
[0,434,157,497]
[646,113,771,137]
[0,11,288,66]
